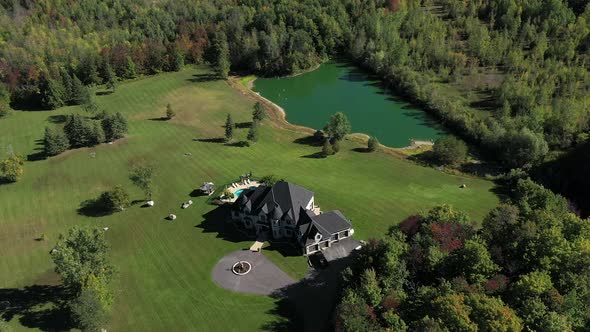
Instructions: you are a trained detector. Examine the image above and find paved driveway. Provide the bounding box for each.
[211,250,297,295]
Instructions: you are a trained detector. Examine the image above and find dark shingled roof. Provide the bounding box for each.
[297,209,352,245]
[311,210,351,234]
[234,181,314,221]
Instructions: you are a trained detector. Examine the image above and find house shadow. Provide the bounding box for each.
[0,285,74,331]
[261,254,356,332]
[194,138,225,144]
[195,206,254,244]
[263,241,302,258]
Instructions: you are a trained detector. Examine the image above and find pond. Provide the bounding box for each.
[253,61,446,148]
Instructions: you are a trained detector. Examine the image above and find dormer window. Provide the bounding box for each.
[315,233,322,242]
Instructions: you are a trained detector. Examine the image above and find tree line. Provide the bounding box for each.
[336,175,590,331]
[4,0,589,170]
[44,112,128,157]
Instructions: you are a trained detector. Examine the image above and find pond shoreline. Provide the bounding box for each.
[228,75,417,158]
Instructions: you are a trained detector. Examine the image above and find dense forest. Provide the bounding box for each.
[2,0,590,163]
[335,177,590,331]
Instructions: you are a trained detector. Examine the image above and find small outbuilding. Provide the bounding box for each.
[199,182,215,195]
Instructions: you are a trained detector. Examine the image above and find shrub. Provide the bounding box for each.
[99,185,130,212]
[222,188,234,199]
[322,139,334,156]
[331,139,341,154]
[0,154,24,182]
[368,136,380,152]
[260,174,278,186]
[433,136,468,166]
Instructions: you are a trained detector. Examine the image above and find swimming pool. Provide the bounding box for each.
[234,186,257,197]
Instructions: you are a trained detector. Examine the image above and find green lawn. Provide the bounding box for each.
[0,66,499,331]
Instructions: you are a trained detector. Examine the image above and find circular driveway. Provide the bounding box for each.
[212,250,297,295]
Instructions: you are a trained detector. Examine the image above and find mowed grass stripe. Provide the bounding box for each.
[0,66,498,331]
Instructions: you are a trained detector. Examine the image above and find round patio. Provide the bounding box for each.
[211,250,296,295]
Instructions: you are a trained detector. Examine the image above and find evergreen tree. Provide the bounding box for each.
[82,91,98,113]
[165,103,175,120]
[247,120,260,142]
[70,75,89,106]
[215,32,231,79]
[101,112,128,142]
[103,63,117,92]
[224,113,234,142]
[60,68,74,104]
[64,114,92,147]
[123,56,137,79]
[39,75,65,110]
[252,102,266,122]
[168,47,184,72]
[88,122,105,146]
[77,52,100,85]
[44,126,70,156]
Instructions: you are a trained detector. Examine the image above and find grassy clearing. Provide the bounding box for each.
[0,66,499,331]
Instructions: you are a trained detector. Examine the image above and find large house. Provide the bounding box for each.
[231,181,354,255]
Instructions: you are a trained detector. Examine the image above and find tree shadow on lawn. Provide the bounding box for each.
[186,73,219,83]
[47,114,67,124]
[261,254,356,332]
[148,117,169,121]
[77,198,112,217]
[351,147,370,153]
[27,139,47,162]
[301,152,326,159]
[235,122,252,129]
[0,285,75,331]
[194,138,225,144]
[293,135,324,147]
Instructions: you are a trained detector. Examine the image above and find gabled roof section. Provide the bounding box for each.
[311,210,352,234]
[233,181,314,222]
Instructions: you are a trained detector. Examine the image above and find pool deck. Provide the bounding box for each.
[223,180,261,203]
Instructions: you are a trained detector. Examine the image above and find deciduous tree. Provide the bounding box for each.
[0,153,24,182]
[323,112,351,141]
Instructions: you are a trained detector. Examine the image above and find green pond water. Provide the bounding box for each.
[253,61,446,148]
